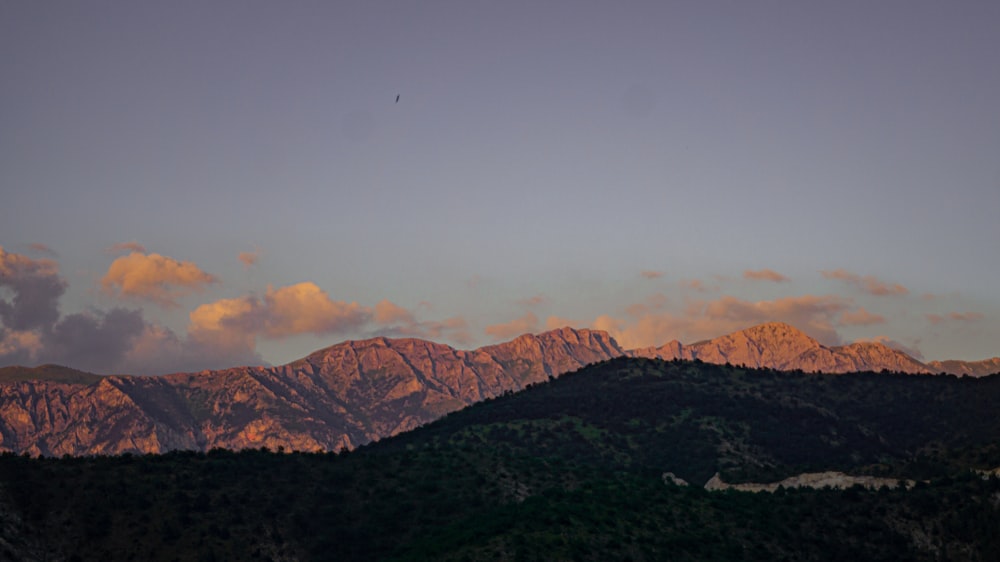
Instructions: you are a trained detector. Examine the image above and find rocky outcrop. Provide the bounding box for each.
[928,358,1000,377]
[0,328,623,456]
[0,322,992,456]
[704,471,917,492]
[632,322,934,374]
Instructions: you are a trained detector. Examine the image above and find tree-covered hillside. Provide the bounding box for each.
[2,358,999,561]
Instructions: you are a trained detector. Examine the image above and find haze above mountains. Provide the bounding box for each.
[0,322,996,456]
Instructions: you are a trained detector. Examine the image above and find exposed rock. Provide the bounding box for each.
[704,471,917,492]
[632,322,934,374]
[661,472,689,486]
[0,322,992,456]
[0,328,622,456]
[928,357,1000,377]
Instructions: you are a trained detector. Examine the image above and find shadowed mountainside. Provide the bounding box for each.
[2,358,1000,561]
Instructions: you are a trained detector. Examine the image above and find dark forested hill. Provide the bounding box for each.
[1,358,999,561]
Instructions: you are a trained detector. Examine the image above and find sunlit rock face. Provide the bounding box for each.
[927,357,1000,377]
[0,328,624,455]
[0,322,989,456]
[631,322,933,374]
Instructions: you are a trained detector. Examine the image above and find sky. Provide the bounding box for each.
[2,1,998,375]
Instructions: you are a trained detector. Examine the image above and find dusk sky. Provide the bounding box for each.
[2,1,998,375]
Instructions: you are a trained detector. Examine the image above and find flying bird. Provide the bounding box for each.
[395,94,400,103]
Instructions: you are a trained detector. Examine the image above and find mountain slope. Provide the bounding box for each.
[3,358,1000,561]
[928,357,1000,377]
[0,364,102,386]
[631,322,932,373]
[0,322,992,456]
[0,328,623,456]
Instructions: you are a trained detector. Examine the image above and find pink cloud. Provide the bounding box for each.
[258,283,371,338]
[516,294,548,307]
[371,300,473,345]
[544,315,582,330]
[190,282,370,341]
[485,312,539,340]
[185,282,371,365]
[374,299,416,325]
[821,269,909,296]
[0,246,266,374]
[102,251,218,307]
[108,241,147,254]
[927,311,984,325]
[839,307,886,326]
[238,250,260,268]
[591,294,852,349]
[27,243,57,257]
[625,293,669,318]
[640,270,664,279]
[743,269,789,283]
[679,279,710,293]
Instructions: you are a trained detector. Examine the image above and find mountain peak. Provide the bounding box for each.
[738,322,816,341]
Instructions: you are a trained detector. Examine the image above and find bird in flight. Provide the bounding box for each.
[395,94,400,103]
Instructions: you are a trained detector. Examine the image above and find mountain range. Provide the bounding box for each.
[0,322,996,456]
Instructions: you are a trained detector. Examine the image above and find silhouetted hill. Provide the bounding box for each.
[0,323,993,456]
[0,364,102,386]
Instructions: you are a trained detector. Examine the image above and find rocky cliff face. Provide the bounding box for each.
[0,322,992,456]
[631,322,933,374]
[0,328,623,456]
[703,471,918,492]
[927,357,1000,377]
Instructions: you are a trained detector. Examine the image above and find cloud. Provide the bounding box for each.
[926,312,984,325]
[485,312,539,340]
[821,269,909,296]
[466,275,483,289]
[591,294,854,349]
[0,329,43,364]
[191,282,371,340]
[516,294,548,307]
[27,243,57,257]
[370,300,471,344]
[109,241,147,254]
[640,270,664,279]
[238,250,259,268]
[679,279,710,293]
[625,293,669,318]
[101,251,218,307]
[743,269,789,283]
[839,307,886,326]
[42,308,146,374]
[0,246,66,331]
[374,299,415,325]
[545,316,582,330]
[184,283,372,367]
[0,246,235,374]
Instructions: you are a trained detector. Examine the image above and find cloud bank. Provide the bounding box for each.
[821,269,909,296]
[102,251,218,307]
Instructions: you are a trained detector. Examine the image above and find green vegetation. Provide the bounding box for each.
[0,364,103,385]
[2,358,999,560]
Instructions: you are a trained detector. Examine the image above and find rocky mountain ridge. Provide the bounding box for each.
[0,328,623,456]
[629,322,933,374]
[0,322,995,456]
